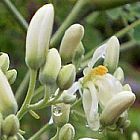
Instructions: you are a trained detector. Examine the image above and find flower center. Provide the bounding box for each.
[83,65,108,83]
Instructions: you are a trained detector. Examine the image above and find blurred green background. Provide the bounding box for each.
[0,0,140,139]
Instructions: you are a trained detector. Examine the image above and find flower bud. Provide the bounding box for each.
[39,48,61,85]
[2,114,20,136]
[52,103,70,127]
[59,24,84,64]
[0,52,10,73]
[25,4,54,70]
[57,64,76,90]
[132,132,139,140]
[0,69,18,117]
[6,69,17,84]
[100,91,135,126]
[72,42,85,69]
[8,135,18,140]
[59,123,75,140]
[104,36,120,73]
[113,67,124,83]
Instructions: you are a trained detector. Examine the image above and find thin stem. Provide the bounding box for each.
[29,123,52,140]
[15,71,30,107]
[16,69,37,120]
[50,0,88,48]
[1,0,28,31]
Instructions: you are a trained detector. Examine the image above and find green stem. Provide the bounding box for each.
[15,71,30,107]
[29,123,52,140]
[50,0,88,48]
[16,69,37,120]
[1,0,28,31]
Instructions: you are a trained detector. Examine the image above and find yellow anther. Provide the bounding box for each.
[91,65,108,76]
[83,65,108,83]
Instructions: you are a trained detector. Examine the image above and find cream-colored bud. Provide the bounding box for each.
[6,69,17,84]
[2,114,20,136]
[0,69,18,117]
[8,135,18,140]
[39,48,61,85]
[132,131,139,140]
[59,123,75,140]
[0,52,9,73]
[100,91,135,126]
[52,103,70,127]
[113,67,124,83]
[57,64,76,90]
[104,36,120,72]
[59,24,84,64]
[25,4,54,70]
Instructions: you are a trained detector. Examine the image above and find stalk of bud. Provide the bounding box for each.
[25,4,54,70]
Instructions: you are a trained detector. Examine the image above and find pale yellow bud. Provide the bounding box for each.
[52,103,70,127]
[57,64,76,90]
[104,36,120,72]
[25,4,54,70]
[0,69,18,117]
[2,114,20,136]
[39,48,61,85]
[59,24,84,64]
[6,69,17,84]
[132,132,139,140]
[0,52,9,73]
[59,123,75,140]
[100,91,135,126]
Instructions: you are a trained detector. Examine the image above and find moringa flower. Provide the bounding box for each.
[80,36,135,131]
[25,4,54,70]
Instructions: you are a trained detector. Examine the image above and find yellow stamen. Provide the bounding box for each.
[83,65,108,83]
[91,65,108,76]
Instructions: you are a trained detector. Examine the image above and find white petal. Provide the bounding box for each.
[88,44,107,68]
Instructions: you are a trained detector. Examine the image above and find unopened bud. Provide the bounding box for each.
[25,4,54,70]
[132,131,139,140]
[59,123,75,140]
[57,64,76,90]
[52,103,70,127]
[113,67,124,83]
[59,24,84,64]
[100,91,135,126]
[72,42,85,69]
[0,69,18,117]
[2,114,20,136]
[104,36,120,73]
[39,48,61,85]
[6,69,17,84]
[0,52,9,73]
[8,135,18,140]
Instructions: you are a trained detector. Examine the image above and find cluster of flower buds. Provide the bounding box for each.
[0,114,20,139]
[81,36,136,131]
[25,2,136,139]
